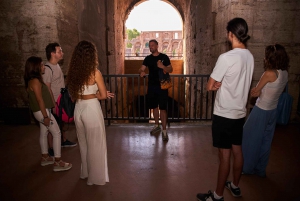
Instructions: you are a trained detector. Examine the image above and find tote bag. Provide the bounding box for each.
[276,83,293,125]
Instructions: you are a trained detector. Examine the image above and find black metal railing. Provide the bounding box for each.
[100,74,215,125]
[125,52,183,59]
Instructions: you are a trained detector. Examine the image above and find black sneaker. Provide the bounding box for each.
[196,190,224,201]
[61,139,77,147]
[225,181,241,197]
[48,148,54,157]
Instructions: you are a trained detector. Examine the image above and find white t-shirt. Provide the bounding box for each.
[42,62,65,101]
[210,48,254,119]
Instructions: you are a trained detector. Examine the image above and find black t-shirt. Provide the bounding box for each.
[142,53,171,86]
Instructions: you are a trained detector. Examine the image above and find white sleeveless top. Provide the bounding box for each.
[81,83,98,95]
[256,70,288,110]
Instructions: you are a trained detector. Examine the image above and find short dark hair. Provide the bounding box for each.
[264,44,289,71]
[45,42,60,61]
[149,39,158,45]
[226,18,250,44]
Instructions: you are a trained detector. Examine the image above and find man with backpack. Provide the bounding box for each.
[43,42,77,156]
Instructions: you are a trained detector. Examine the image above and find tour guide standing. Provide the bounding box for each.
[197,18,254,201]
[139,39,173,141]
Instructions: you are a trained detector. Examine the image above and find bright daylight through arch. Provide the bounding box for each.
[125,0,183,60]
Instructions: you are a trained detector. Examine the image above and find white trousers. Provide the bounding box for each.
[33,109,61,157]
[74,98,109,185]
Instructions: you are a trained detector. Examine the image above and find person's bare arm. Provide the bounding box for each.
[157,61,173,73]
[207,77,221,91]
[251,71,276,97]
[31,79,51,126]
[139,65,147,77]
[106,91,115,99]
[95,70,107,100]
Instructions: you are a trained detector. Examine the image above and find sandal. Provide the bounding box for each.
[53,160,72,172]
[41,156,54,166]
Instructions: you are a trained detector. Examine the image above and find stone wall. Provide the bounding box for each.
[212,0,300,119]
[0,0,299,122]
[0,0,78,110]
[125,30,183,56]
[76,0,113,75]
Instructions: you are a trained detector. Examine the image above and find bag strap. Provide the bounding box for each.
[44,64,54,82]
[161,54,166,64]
[44,64,53,75]
[158,54,170,81]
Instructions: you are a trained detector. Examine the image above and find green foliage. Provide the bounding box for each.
[172,49,176,56]
[126,43,132,48]
[126,28,140,40]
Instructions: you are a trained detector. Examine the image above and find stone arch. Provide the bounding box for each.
[115,0,209,76]
[124,1,184,25]
[134,42,141,52]
[162,42,169,52]
[172,41,179,50]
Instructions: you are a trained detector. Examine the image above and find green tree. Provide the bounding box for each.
[126,43,132,48]
[126,28,140,40]
[172,49,176,56]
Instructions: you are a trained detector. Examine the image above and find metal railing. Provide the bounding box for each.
[100,74,215,125]
[125,52,183,59]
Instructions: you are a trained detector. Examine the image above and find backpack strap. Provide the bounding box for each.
[44,64,53,75]
[44,64,53,82]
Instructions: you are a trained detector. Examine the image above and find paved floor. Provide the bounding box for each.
[0,122,299,201]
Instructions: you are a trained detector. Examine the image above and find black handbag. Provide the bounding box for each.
[159,68,172,90]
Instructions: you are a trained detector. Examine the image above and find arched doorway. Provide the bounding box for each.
[124,0,184,74]
[121,0,184,122]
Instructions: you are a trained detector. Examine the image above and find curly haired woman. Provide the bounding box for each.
[67,40,109,185]
[242,44,289,177]
[24,56,72,172]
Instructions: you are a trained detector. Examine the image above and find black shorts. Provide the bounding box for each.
[147,85,168,110]
[212,115,245,149]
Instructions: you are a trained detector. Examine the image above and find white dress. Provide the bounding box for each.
[74,84,109,185]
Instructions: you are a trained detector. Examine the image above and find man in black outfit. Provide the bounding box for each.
[139,39,173,141]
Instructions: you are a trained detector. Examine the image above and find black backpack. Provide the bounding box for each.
[45,64,75,128]
[56,87,75,124]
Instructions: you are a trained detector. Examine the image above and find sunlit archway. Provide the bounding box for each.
[124,0,183,63]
